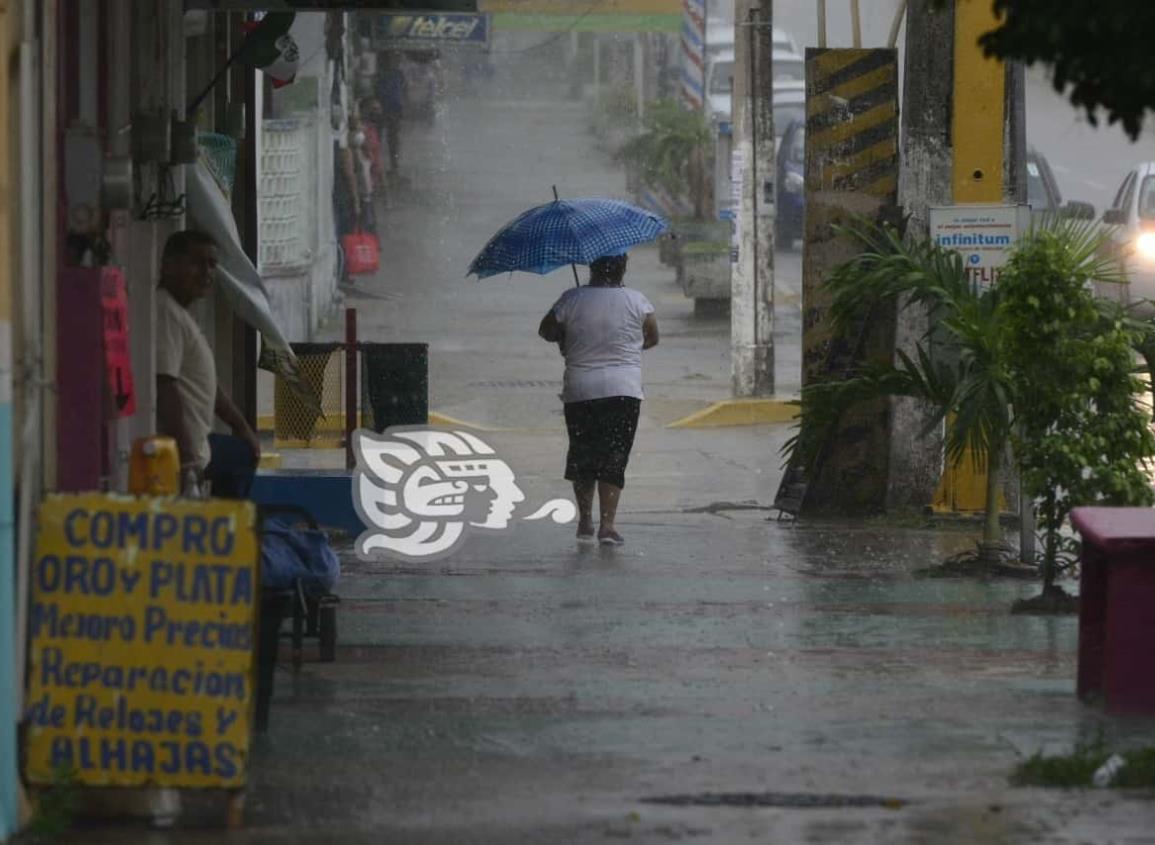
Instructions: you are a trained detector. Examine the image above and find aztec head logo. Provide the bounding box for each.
[353,428,574,562]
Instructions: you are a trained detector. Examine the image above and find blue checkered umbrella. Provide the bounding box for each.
[468,197,669,281]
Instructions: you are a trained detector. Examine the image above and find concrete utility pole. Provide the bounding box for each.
[893,0,1029,551]
[888,0,954,511]
[730,0,774,397]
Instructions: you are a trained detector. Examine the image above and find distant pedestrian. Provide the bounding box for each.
[360,97,387,195]
[375,52,406,175]
[348,114,377,233]
[538,254,659,545]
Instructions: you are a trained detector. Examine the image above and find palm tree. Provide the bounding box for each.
[785,220,1015,561]
[619,99,712,220]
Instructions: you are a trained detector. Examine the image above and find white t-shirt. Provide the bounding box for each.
[550,286,654,403]
[156,288,216,471]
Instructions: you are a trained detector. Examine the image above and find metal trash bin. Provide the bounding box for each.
[1070,507,1155,714]
[361,342,428,432]
[273,342,344,446]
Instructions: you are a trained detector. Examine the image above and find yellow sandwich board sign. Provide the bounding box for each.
[23,494,259,789]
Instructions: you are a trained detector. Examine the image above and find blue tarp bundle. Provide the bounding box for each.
[260,515,340,591]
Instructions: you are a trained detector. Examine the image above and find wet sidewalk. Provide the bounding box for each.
[236,436,1155,844]
[44,412,1155,843]
[196,49,1155,844]
[73,492,1155,843]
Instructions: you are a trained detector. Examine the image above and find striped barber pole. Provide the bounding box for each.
[639,185,693,220]
[679,0,705,110]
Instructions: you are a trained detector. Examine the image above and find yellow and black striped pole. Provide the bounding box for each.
[802,48,899,386]
[799,47,899,513]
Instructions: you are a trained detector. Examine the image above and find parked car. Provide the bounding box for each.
[771,79,805,148]
[771,50,805,83]
[705,50,733,120]
[1103,161,1155,312]
[1027,147,1096,221]
[775,119,805,247]
[705,21,799,63]
[705,52,806,148]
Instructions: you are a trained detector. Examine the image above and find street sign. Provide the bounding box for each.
[929,204,1030,286]
[24,495,259,788]
[730,148,745,267]
[373,11,490,46]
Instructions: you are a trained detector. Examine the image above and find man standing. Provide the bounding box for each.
[155,230,261,498]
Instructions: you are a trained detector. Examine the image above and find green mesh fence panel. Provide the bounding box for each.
[197,132,237,196]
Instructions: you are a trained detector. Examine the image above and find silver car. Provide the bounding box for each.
[706,53,806,149]
[1103,162,1155,313]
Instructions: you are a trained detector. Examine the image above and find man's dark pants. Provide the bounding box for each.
[205,433,257,499]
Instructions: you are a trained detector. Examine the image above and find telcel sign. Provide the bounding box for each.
[374,12,490,47]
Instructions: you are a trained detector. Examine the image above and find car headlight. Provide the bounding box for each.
[784,171,804,193]
[1137,232,1155,262]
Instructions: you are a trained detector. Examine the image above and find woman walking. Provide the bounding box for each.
[538,254,659,545]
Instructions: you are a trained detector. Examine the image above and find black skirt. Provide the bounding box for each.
[563,396,641,489]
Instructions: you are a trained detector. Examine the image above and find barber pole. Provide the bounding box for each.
[679,0,705,110]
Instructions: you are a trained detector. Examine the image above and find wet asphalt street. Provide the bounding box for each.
[59,44,1155,845]
[246,61,1155,843]
[328,81,803,431]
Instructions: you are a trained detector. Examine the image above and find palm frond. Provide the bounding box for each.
[1026,214,1126,285]
[826,218,973,335]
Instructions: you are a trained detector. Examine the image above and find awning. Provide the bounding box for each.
[188,161,324,416]
[187,161,292,356]
[491,14,679,32]
[480,0,679,32]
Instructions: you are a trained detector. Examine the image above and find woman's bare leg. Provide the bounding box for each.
[573,480,595,536]
[597,481,623,540]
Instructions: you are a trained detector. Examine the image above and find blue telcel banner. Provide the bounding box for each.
[373,12,491,47]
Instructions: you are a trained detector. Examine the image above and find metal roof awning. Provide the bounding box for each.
[489,14,679,33]
[187,161,292,356]
[189,161,325,414]
[479,0,680,32]
[184,1,679,33]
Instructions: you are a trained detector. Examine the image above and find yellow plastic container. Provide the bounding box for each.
[129,436,180,496]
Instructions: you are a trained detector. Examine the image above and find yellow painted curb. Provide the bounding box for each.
[258,452,283,470]
[428,411,496,431]
[258,413,367,435]
[667,399,800,428]
[273,437,343,450]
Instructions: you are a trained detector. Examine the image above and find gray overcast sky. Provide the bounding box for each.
[708,1,908,50]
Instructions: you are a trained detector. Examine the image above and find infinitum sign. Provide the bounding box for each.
[929,205,1030,286]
